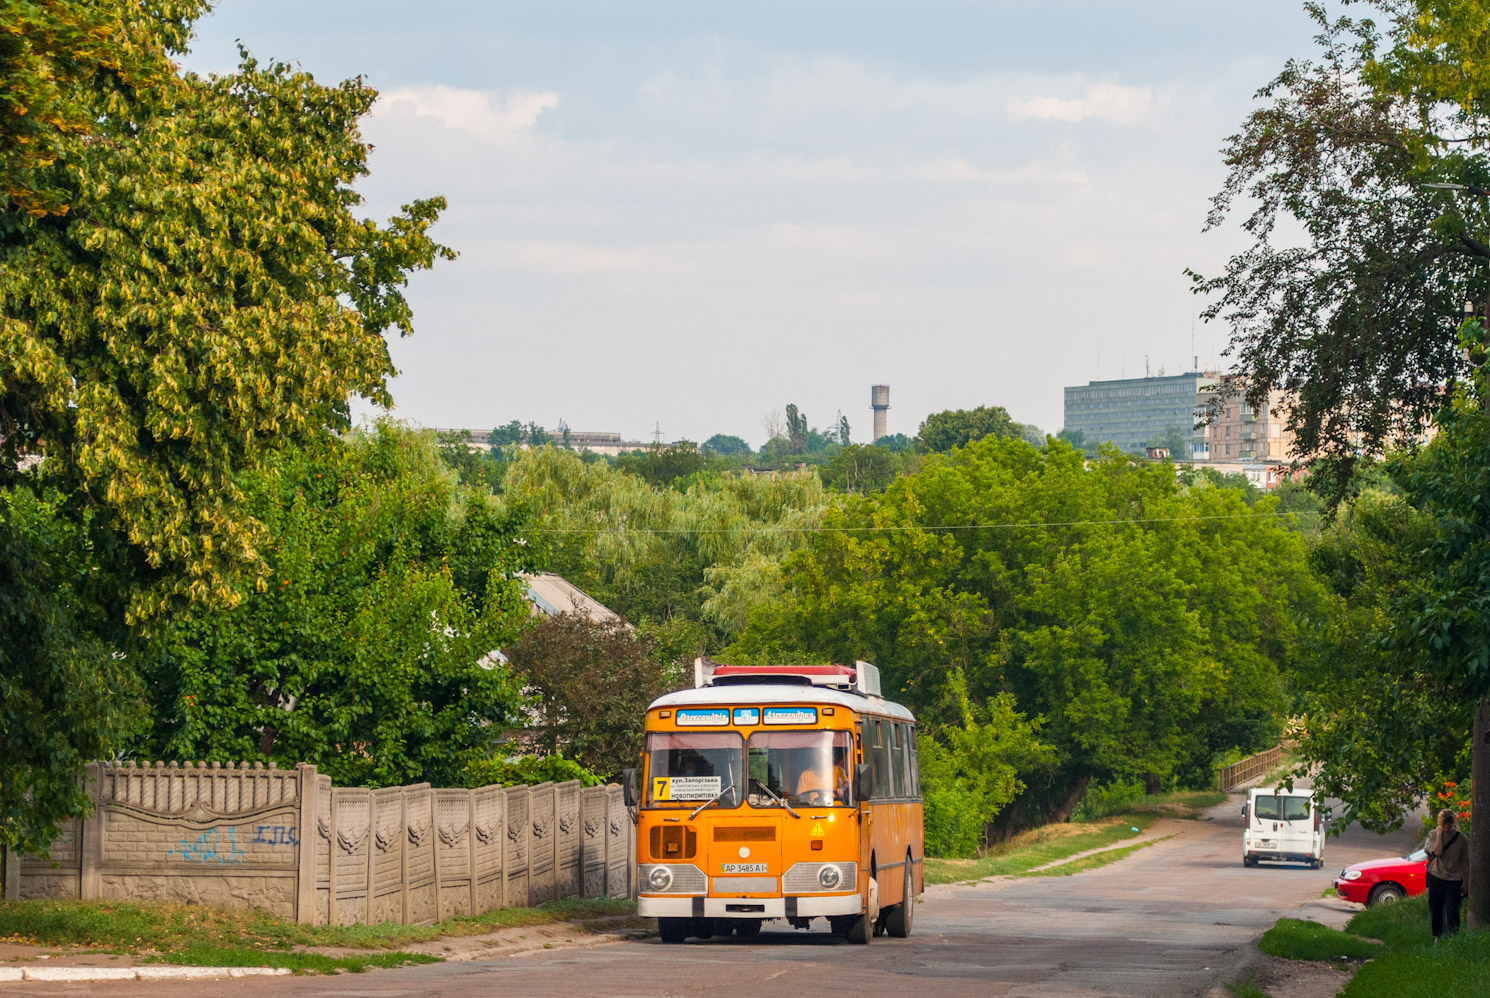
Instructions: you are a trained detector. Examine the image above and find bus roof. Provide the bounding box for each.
[648,684,916,722]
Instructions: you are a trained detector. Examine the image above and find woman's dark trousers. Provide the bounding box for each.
[1426,871,1462,937]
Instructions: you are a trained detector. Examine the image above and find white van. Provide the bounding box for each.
[1242,787,1325,868]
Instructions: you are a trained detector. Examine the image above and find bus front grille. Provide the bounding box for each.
[711,876,778,895]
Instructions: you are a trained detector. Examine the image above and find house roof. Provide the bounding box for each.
[519,572,620,624]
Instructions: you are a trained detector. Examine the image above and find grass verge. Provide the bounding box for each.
[1258,918,1382,962]
[0,896,638,971]
[924,815,1154,884]
[1019,836,1170,877]
[1245,895,1490,998]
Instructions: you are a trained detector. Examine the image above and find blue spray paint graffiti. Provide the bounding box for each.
[251,824,298,846]
[166,826,246,865]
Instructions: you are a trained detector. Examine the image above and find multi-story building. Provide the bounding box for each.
[1206,389,1295,464]
[1063,372,1219,459]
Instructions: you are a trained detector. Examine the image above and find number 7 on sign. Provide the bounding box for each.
[652,778,670,801]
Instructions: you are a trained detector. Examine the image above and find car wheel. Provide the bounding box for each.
[1368,883,1406,906]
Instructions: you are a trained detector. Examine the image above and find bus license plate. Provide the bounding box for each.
[721,863,767,873]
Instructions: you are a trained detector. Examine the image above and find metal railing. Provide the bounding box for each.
[1216,744,1283,791]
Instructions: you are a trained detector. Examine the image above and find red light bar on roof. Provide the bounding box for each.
[712,665,856,681]
[693,658,882,697]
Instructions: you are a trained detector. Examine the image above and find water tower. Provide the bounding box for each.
[870,385,890,442]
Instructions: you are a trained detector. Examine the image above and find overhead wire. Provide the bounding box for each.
[517,510,1299,535]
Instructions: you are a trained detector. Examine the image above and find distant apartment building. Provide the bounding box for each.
[1063,372,1219,459]
[432,427,651,457]
[1207,389,1295,464]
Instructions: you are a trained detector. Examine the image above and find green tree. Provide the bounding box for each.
[728,437,1321,832]
[918,671,1052,856]
[1,46,453,605]
[0,0,207,219]
[874,433,915,452]
[1,10,453,847]
[436,430,505,493]
[1,487,139,852]
[785,404,808,454]
[617,442,706,487]
[916,406,1018,453]
[134,424,530,789]
[500,446,828,651]
[702,434,751,456]
[1394,325,1490,923]
[489,421,525,449]
[1192,2,1479,492]
[818,444,909,494]
[838,415,852,446]
[505,613,670,779]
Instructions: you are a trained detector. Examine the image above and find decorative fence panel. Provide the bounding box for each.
[2,762,633,926]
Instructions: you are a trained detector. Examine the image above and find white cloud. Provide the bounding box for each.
[374,85,558,140]
[1007,82,1160,125]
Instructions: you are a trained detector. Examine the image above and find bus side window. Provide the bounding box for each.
[908,727,920,797]
[889,723,907,798]
[870,719,887,800]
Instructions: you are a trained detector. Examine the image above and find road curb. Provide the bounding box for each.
[1205,933,1267,998]
[0,966,292,983]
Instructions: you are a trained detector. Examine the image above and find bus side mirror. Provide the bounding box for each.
[621,768,637,808]
[854,764,872,803]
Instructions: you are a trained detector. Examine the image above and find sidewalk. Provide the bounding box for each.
[0,966,289,983]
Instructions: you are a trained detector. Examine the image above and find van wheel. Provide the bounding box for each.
[1368,883,1406,906]
[658,917,689,943]
[1243,856,1257,867]
[885,861,915,938]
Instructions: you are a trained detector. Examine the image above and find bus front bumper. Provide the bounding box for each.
[638,894,862,919]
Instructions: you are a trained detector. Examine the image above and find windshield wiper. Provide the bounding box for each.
[689,762,736,820]
[751,778,800,819]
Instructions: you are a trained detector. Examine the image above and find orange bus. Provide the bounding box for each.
[626,658,923,943]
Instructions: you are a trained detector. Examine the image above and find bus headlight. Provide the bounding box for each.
[648,866,674,891]
[818,864,842,890]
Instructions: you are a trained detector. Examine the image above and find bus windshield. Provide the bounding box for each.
[747,730,854,808]
[645,732,742,808]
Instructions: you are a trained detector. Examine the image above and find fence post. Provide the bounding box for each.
[78,762,102,900]
[1,845,16,900]
[295,763,318,924]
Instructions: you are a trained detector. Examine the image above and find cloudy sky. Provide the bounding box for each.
[183,1,1321,446]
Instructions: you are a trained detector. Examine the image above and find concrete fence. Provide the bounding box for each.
[1216,744,1284,792]
[0,762,634,925]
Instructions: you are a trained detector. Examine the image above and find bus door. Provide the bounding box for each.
[856,718,875,899]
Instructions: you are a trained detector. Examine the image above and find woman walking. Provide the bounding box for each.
[1424,808,1469,939]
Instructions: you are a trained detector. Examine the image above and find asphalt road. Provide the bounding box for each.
[1,794,1423,998]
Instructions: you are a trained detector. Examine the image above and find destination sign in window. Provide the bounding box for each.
[763,707,817,725]
[675,708,730,726]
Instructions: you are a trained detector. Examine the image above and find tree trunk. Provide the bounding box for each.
[1049,774,1093,825]
[1470,696,1490,929]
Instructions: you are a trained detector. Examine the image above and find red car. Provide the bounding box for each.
[1333,848,1427,906]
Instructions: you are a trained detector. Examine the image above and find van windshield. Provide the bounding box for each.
[1254,796,1311,821]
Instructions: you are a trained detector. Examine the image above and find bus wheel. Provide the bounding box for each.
[846,877,879,944]
[735,919,762,938]
[885,862,915,938]
[658,917,689,944]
